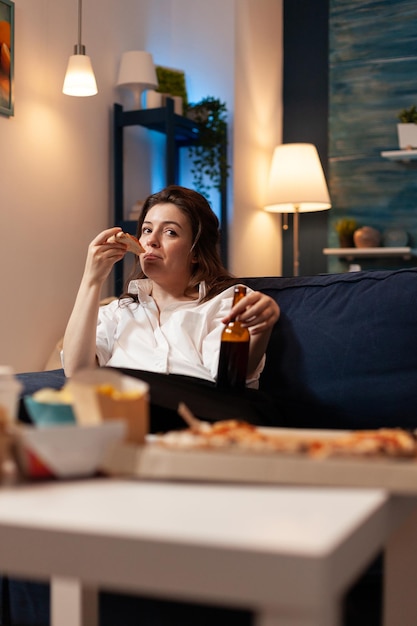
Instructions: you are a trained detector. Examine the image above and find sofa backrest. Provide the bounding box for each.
[244,268,417,430]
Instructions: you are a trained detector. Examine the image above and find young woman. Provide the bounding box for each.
[63,185,280,430]
[10,186,280,626]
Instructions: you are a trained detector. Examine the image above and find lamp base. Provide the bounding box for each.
[293,205,300,277]
[118,88,145,111]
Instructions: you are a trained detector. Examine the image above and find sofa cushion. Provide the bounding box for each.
[16,369,67,423]
[16,369,66,396]
[244,268,417,430]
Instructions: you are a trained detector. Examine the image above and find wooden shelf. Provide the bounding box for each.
[323,247,417,260]
[381,149,417,161]
[119,106,201,145]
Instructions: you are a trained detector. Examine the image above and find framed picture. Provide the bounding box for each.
[0,0,14,117]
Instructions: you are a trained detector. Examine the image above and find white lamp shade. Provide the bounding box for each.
[264,143,331,213]
[63,54,98,97]
[116,51,158,90]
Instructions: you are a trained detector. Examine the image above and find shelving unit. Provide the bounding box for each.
[381,149,417,161]
[113,98,228,294]
[323,247,417,261]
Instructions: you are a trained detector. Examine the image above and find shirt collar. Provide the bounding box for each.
[127,279,206,302]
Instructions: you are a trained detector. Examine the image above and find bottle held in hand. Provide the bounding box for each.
[216,286,250,390]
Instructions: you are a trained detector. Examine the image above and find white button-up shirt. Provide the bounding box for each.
[95,280,265,388]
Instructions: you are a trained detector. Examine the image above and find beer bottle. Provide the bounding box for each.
[216,285,250,390]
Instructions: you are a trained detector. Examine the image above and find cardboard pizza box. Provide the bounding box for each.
[101,427,417,495]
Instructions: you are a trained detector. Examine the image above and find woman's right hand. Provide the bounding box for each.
[82,227,128,286]
[63,227,128,376]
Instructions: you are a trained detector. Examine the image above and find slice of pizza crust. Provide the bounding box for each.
[107,231,145,255]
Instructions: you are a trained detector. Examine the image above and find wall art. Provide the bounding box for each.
[0,0,14,116]
[328,0,417,272]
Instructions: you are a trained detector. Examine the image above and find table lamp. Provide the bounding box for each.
[264,143,331,276]
[116,51,158,109]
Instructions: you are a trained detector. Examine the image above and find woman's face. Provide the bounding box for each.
[138,202,196,284]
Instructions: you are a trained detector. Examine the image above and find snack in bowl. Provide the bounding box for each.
[68,368,150,444]
[24,386,76,427]
[96,384,144,400]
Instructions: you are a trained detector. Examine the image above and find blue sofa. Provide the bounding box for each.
[245,267,417,429]
[17,266,417,429]
[6,266,417,626]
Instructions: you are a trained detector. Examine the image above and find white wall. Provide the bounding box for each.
[0,0,282,372]
[232,0,282,277]
[0,0,117,373]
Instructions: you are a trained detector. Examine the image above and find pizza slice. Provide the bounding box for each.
[309,428,417,459]
[156,416,417,460]
[107,231,145,255]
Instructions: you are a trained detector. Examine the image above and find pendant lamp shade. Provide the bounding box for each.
[63,52,97,97]
[62,0,97,97]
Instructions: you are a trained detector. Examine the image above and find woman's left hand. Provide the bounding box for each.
[222,291,280,335]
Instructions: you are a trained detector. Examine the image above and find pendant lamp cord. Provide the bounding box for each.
[78,0,82,47]
[75,0,85,54]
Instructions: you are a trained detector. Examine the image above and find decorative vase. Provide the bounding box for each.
[172,96,183,115]
[353,226,381,248]
[145,91,183,114]
[397,123,417,149]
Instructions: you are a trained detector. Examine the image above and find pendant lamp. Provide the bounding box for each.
[62,0,97,97]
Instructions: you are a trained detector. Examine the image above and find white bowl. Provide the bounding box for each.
[15,422,126,479]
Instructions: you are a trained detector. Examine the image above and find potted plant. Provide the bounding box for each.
[334,218,358,248]
[146,66,188,114]
[397,105,417,149]
[185,96,229,195]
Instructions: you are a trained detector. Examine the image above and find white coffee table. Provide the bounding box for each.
[0,479,414,626]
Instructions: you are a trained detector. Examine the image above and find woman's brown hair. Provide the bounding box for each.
[121,185,237,302]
